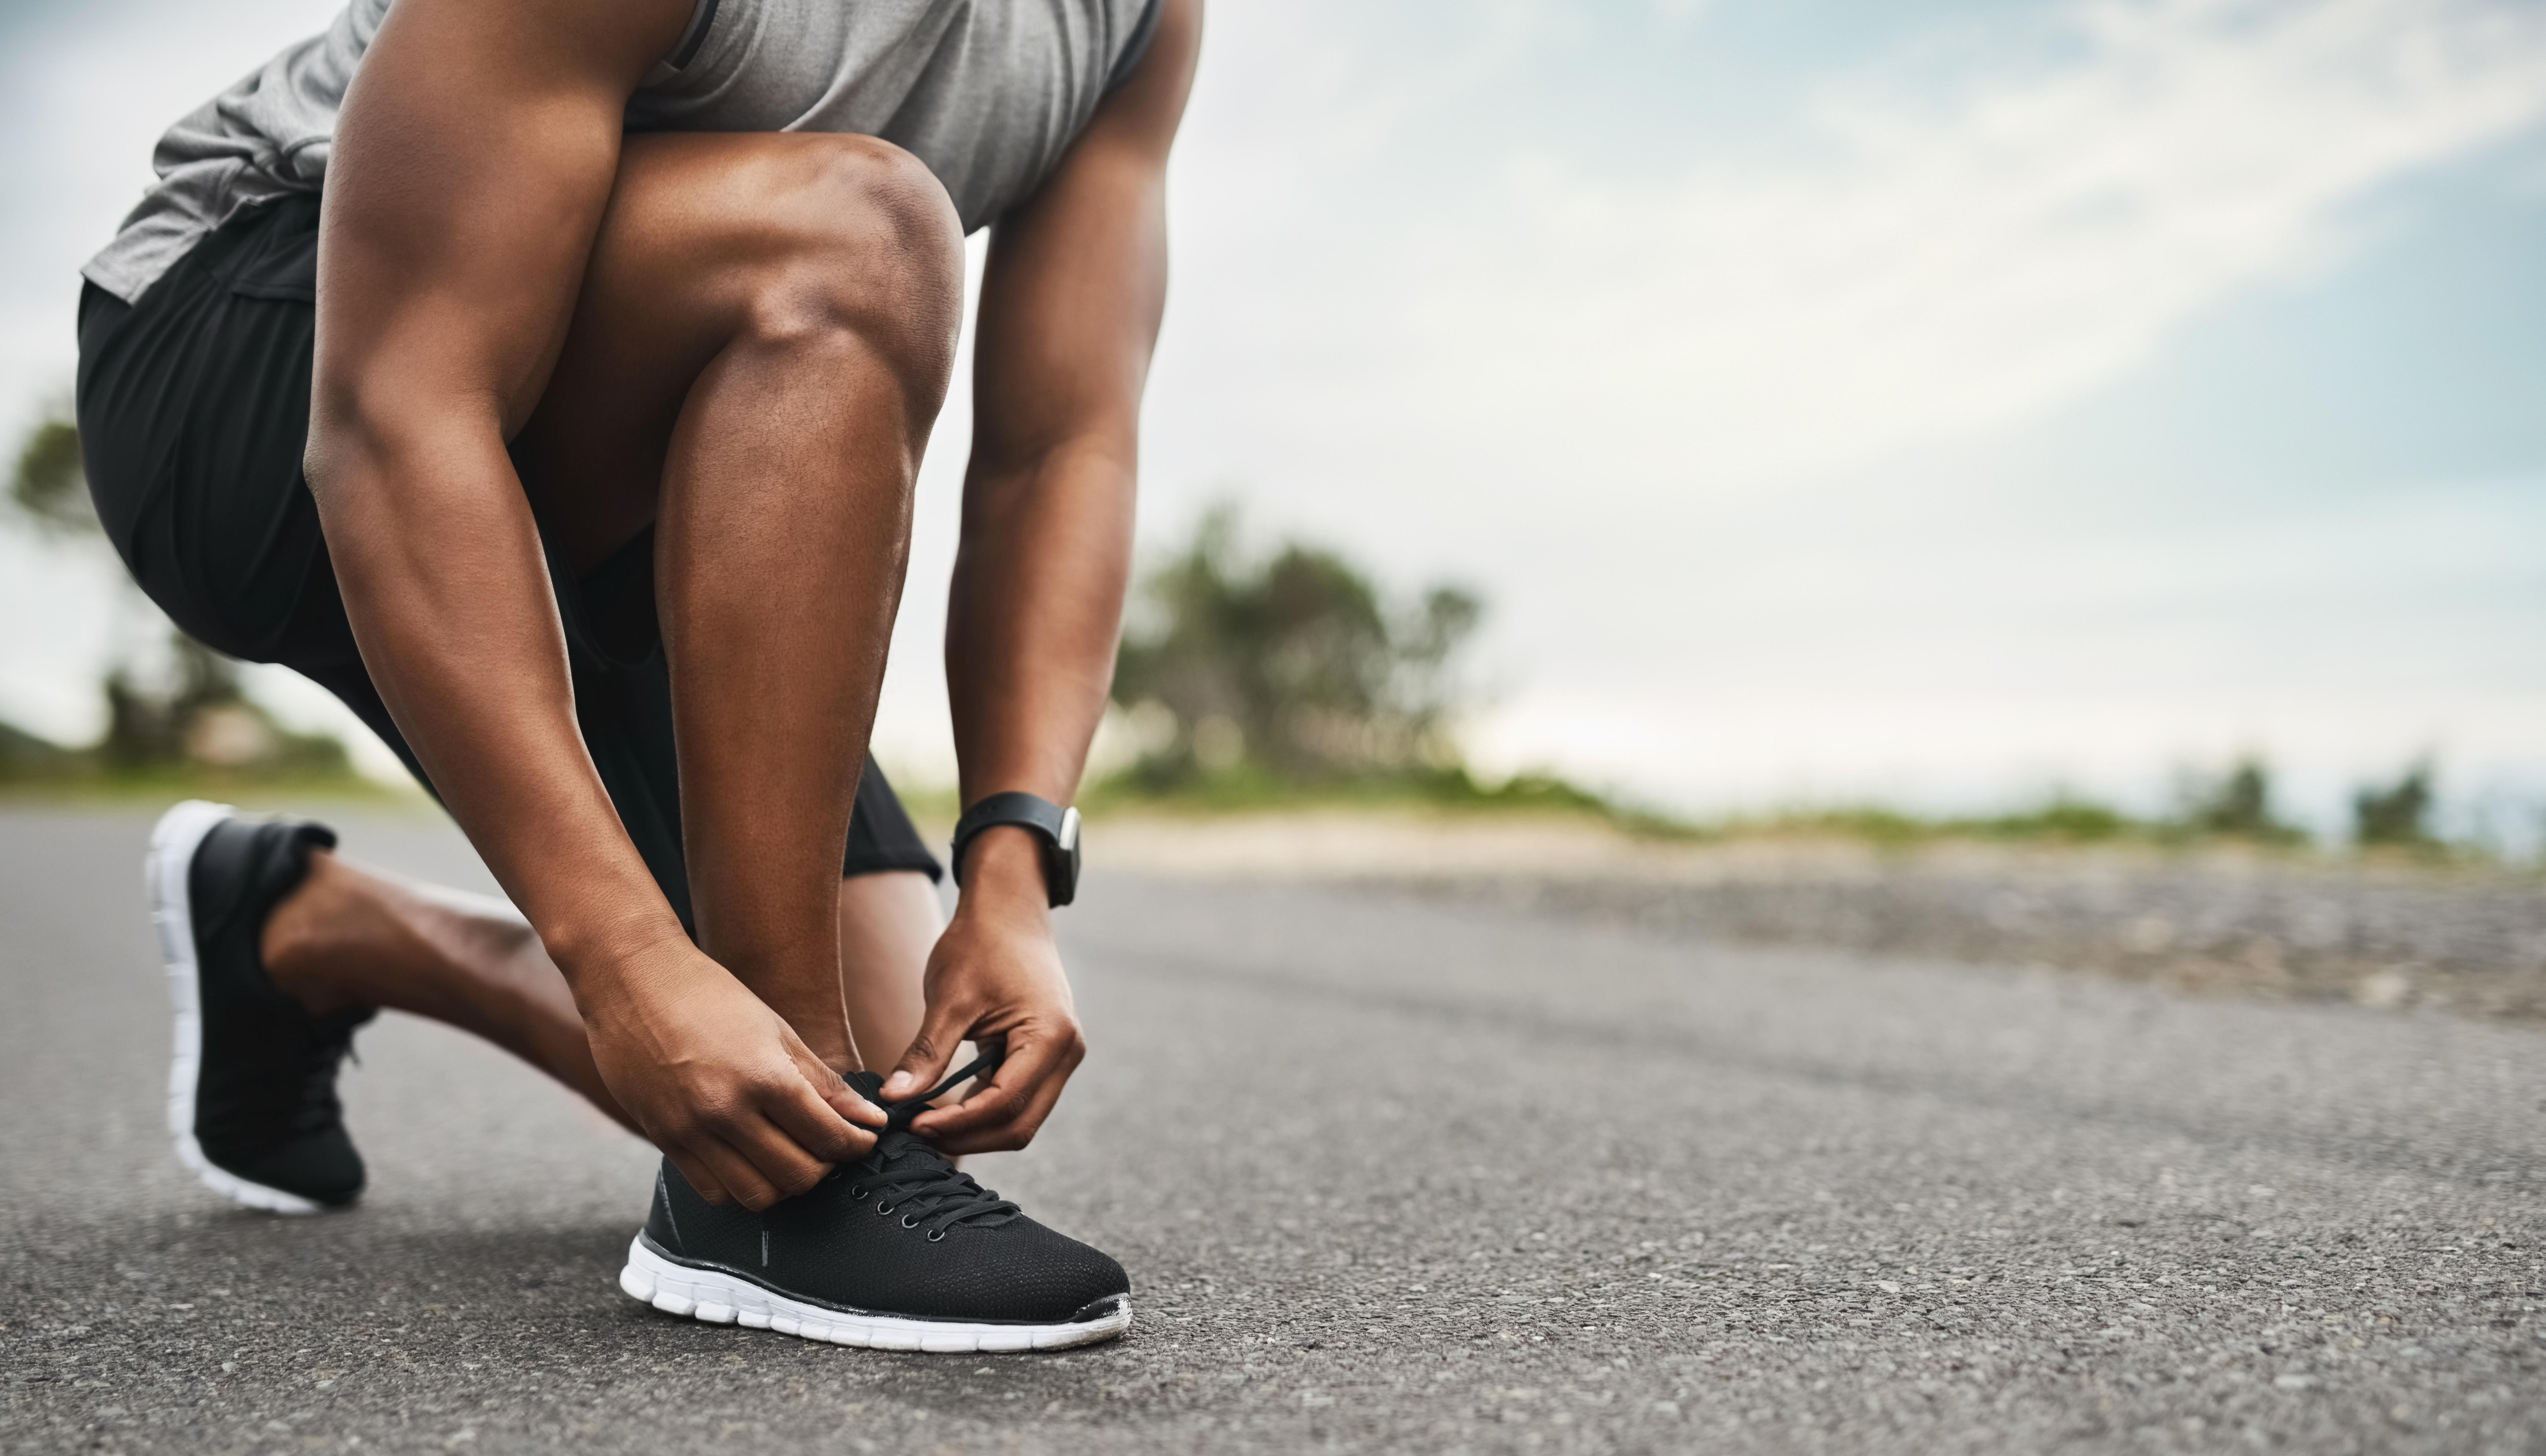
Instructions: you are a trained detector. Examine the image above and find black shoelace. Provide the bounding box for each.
[287,1009,373,1137]
[841,1050,1022,1239]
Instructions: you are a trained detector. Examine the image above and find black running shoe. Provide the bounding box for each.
[619,1058,1132,1352]
[146,801,374,1213]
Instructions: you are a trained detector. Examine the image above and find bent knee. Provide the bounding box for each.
[745,137,964,375]
[808,136,963,269]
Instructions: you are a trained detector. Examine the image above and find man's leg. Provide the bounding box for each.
[837,870,941,1082]
[260,857,939,1128]
[262,848,631,1128]
[510,131,962,1085]
[249,131,961,1145]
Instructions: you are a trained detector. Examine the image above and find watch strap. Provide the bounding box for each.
[950,791,1080,906]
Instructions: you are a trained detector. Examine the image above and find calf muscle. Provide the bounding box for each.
[313,12,954,1195]
[514,133,966,1071]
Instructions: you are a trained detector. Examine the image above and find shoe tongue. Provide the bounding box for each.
[843,1069,945,1151]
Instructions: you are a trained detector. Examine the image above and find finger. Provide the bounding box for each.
[781,1038,887,1130]
[831,1078,889,1128]
[665,1148,730,1207]
[946,1041,989,1102]
[910,1027,1080,1145]
[879,1000,974,1102]
[763,1069,878,1162]
[931,1063,1073,1155]
[907,1037,990,1106]
[721,1109,839,1202]
[689,1137,782,1211]
[910,1028,1068,1134]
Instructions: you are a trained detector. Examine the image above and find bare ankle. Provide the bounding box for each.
[260,850,384,1015]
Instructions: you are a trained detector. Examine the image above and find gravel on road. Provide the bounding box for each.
[3,806,2541,1455]
[1384,851,2546,1021]
[1093,811,2546,1022]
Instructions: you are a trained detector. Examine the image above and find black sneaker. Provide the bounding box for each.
[618,1059,1132,1352]
[146,801,374,1214]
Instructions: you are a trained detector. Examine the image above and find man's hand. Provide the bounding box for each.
[901,0,1194,1153]
[579,936,886,1208]
[879,829,1087,1154]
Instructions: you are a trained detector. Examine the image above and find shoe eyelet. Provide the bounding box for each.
[850,1188,868,1200]
[926,1229,945,1242]
[901,1214,920,1228]
[875,1203,893,1217]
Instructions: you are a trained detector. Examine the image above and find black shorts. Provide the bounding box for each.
[75,194,942,929]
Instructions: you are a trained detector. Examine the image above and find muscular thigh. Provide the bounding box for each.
[511,130,957,574]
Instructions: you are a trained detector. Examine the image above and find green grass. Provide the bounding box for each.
[0,761,417,809]
[1071,765,2482,860]
[1081,764,2175,846]
[1700,796,2156,848]
[1080,763,1620,818]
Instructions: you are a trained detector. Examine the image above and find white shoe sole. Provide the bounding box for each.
[146,799,326,1216]
[617,1236,1132,1353]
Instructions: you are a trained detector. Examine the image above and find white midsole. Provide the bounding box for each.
[617,1236,1131,1353]
[146,800,324,1217]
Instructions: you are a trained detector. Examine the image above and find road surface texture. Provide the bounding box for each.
[3,805,2541,1455]
[1094,813,2546,1021]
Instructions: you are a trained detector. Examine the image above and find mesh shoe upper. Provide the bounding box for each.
[642,1071,1129,1324]
[187,814,373,1206]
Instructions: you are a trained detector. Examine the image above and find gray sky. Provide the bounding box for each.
[5,0,2544,834]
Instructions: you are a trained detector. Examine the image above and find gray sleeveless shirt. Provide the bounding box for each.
[83,0,1161,302]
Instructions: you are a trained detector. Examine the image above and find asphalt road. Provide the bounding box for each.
[3,805,2541,1455]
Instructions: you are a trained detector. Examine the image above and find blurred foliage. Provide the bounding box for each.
[1715,769,2322,851]
[0,719,75,780]
[1108,505,1483,792]
[2,406,360,791]
[2176,758,2308,844]
[2353,762,2436,850]
[9,409,99,535]
[1081,761,1616,817]
[1714,795,2144,848]
[1089,507,2510,859]
[96,635,350,777]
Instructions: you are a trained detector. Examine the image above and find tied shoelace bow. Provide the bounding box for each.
[841,1049,1021,1239]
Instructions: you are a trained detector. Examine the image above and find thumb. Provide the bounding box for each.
[776,1021,885,1129]
[880,999,972,1102]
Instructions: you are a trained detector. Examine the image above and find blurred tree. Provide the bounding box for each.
[8,409,99,535]
[1111,505,1483,789]
[2353,762,2436,849]
[6,405,348,779]
[2179,758,2306,844]
[101,638,241,769]
[0,719,74,781]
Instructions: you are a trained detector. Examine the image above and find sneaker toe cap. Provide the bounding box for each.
[937,1219,1130,1324]
[209,1128,365,1208]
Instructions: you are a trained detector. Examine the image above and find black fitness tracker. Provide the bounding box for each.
[949,791,1082,907]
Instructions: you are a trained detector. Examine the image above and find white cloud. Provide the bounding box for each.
[1382,0,2546,489]
[1461,468,2546,824]
[1102,0,2546,814]
[0,0,344,436]
[0,0,358,747]
[1651,0,1712,34]
[7,0,2543,814]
